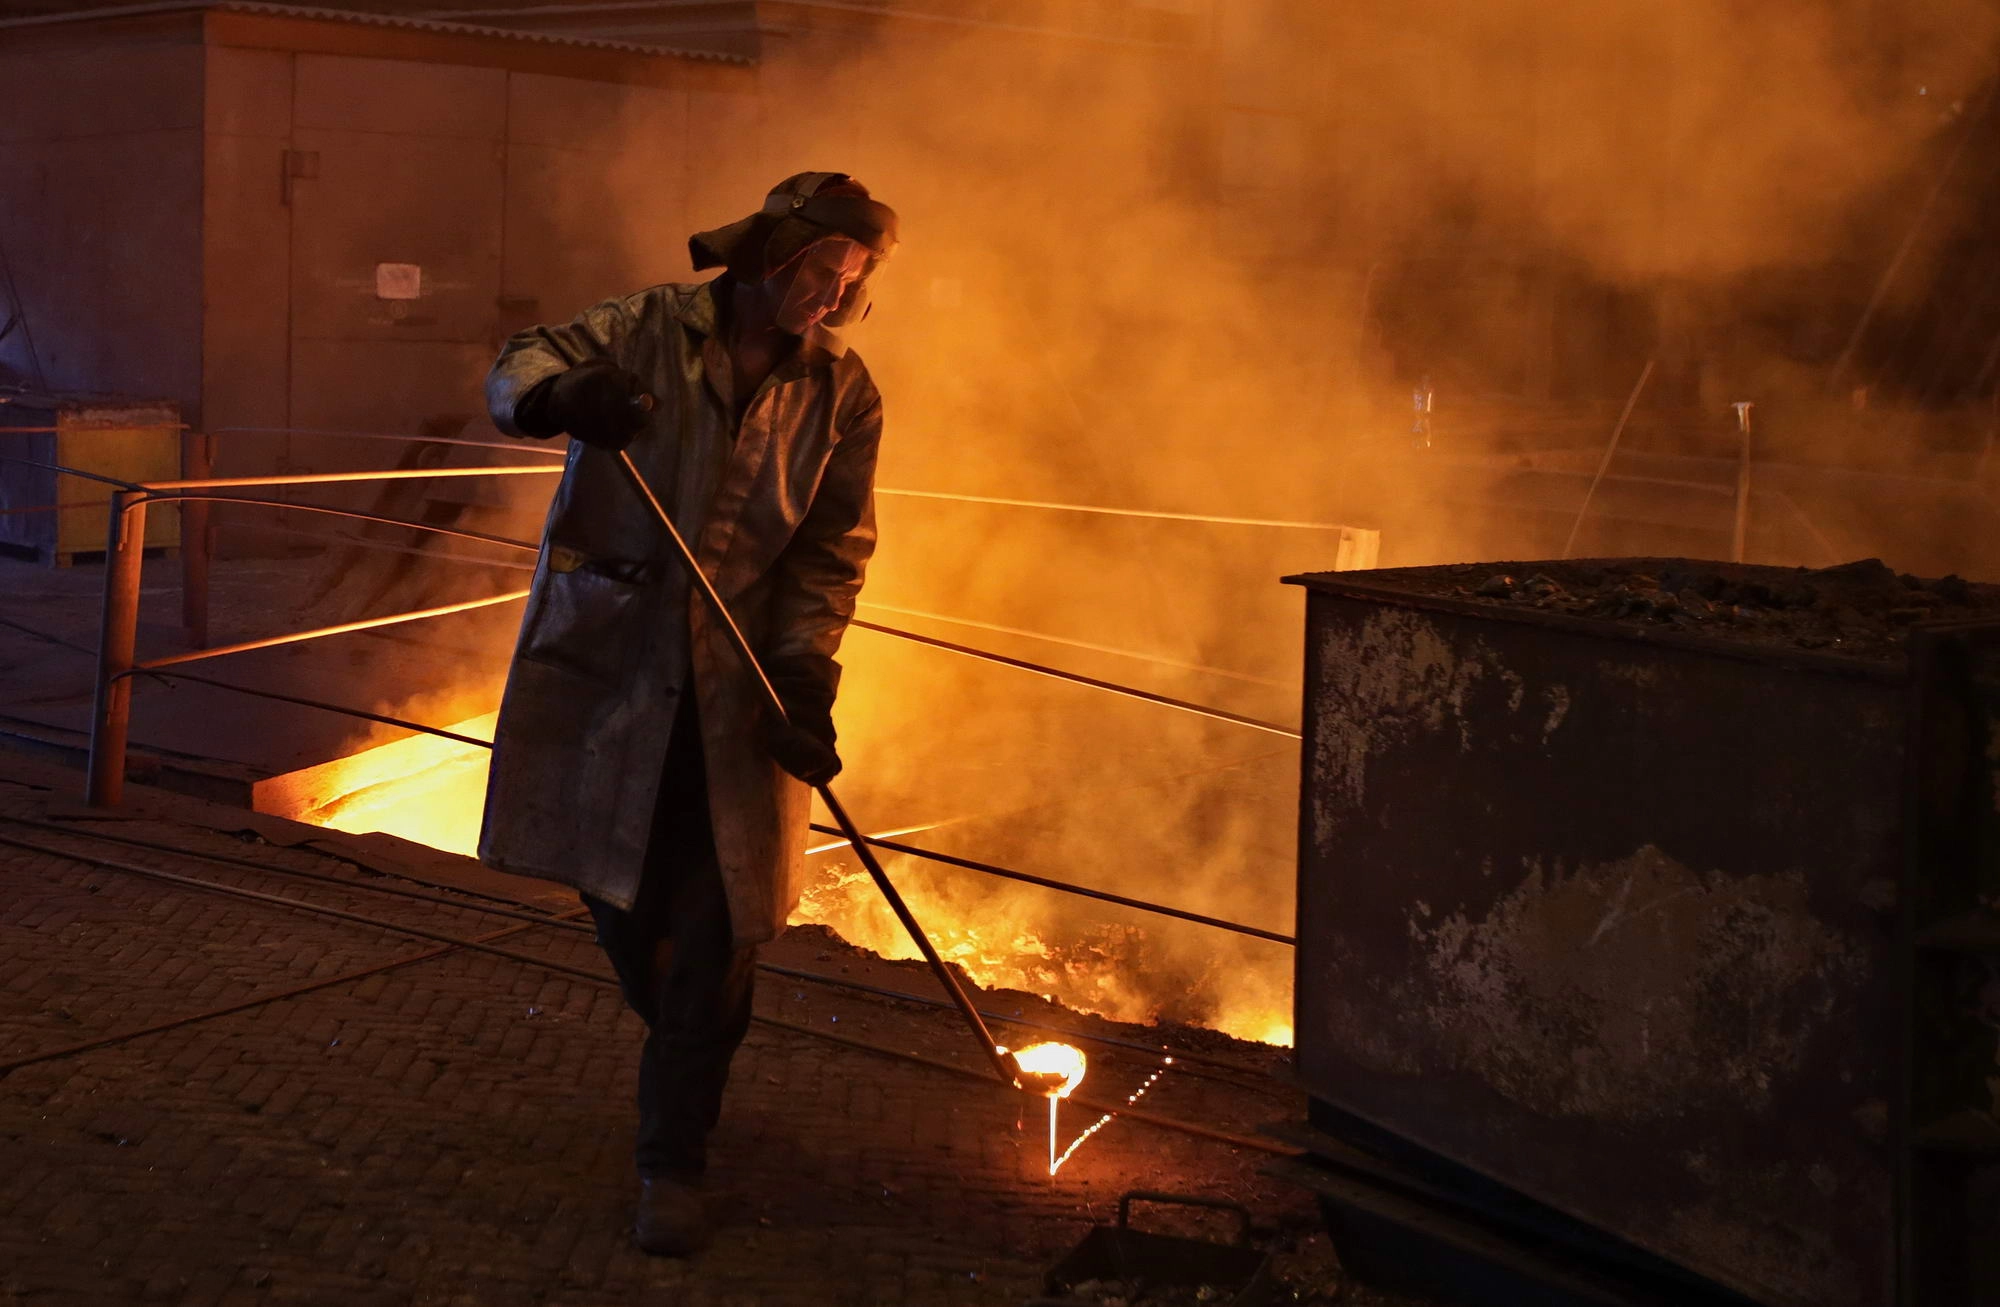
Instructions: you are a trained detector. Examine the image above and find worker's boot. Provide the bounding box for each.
[634,1175,708,1256]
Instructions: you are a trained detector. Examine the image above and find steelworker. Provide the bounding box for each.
[478,173,896,1256]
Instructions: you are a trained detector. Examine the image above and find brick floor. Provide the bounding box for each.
[0,775,1442,1307]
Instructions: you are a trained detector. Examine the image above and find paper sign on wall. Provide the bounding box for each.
[375,263,423,301]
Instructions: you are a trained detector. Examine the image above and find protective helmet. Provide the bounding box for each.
[689,172,899,328]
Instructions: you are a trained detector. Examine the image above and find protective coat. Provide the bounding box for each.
[478,279,882,945]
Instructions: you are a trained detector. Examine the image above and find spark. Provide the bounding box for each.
[1049,1055,1173,1176]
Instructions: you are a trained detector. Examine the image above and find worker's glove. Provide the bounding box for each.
[521,360,649,451]
[759,656,842,785]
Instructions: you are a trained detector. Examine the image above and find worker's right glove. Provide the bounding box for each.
[518,360,649,451]
[759,656,842,785]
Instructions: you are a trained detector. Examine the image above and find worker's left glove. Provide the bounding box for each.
[515,360,649,451]
[759,655,842,785]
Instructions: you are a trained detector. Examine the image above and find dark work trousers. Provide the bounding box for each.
[584,693,757,1181]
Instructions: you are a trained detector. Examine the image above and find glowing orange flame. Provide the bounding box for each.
[275,722,1297,1051]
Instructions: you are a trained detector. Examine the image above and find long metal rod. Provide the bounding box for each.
[856,599,1293,690]
[612,449,1020,1087]
[873,487,1363,532]
[93,641,1294,945]
[0,424,187,434]
[0,453,140,489]
[210,426,567,456]
[805,822,1295,945]
[850,620,1302,739]
[139,465,562,491]
[247,521,537,572]
[126,589,529,672]
[138,491,541,553]
[134,669,496,748]
[1560,357,1655,560]
[85,492,147,807]
[106,645,1294,940]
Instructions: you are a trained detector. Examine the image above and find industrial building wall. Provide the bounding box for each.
[199,44,295,477]
[197,40,760,490]
[0,36,204,406]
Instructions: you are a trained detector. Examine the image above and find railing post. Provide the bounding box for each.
[86,491,147,807]
[1731,401,1755,564]
[180,430,213,646]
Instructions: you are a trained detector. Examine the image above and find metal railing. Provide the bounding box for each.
[28,427,1299,948]
[76,453,561,807]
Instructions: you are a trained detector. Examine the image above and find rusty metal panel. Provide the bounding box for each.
[1904,624,2000,1305]
[288,55,504,359]
[286,123,504,348]
[293,53,506,139]
[201,46,294,479]
[0,43,202,143]
[1290,569,1913,1307]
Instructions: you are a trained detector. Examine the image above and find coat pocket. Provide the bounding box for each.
[518,550,650,686]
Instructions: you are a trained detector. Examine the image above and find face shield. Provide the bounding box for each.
[767,236,877,337]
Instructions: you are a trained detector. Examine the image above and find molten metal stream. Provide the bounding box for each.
[1000,1040,1089,1172]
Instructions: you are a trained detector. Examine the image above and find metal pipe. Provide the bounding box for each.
[245,521,537,571]
[0,453,140,489]
[804,822,1296,945]
[86,491,147,807]
[1732,401,1755,563]
[1560,358,1655,560]
[612,448,1023,1088]
[0,424,188,434]
[127,589,528,672]
[850,620,1302,740]
[209,426,567,456]
[856,598,1293,690]
[408,0,1192,50]
[139,491,541,552]
[94,633,1298,949]
[133,669,496,748]
[139,465,561,491]
[180,430,214,647]
[875,486,1360,531]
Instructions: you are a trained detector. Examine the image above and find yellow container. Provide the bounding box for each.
[0,395,181,565]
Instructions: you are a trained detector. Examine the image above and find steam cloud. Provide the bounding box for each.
[349,0,1999,1042]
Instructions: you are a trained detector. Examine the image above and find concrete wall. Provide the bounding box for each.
[0,33,204,406]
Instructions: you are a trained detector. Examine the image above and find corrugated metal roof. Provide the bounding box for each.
[0,0,752,60]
